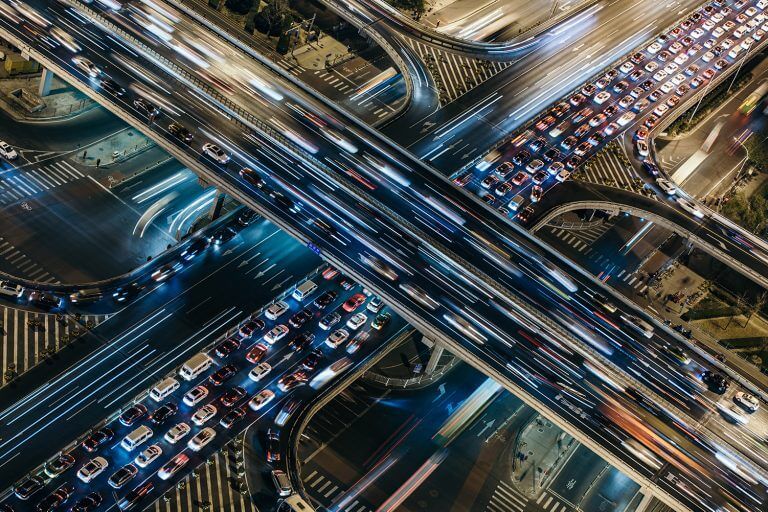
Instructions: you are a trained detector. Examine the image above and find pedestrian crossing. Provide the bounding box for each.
[0,160,86,205]
[0,236,59,283]
[581,149,639,189]
[486,480,529,512]
[545,223,613,254]
[150,448,257,512]
[535,490,573,512]
[406,40,513,104]
[311,69,397,120]
[1,305,109,383]
[303,469,374,512]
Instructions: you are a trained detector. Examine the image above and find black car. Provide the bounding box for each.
[214,337,240,358]
[209,363,239,386]
[82,427,114,452]
[237,209,258,226]
[119,404,148,426]
[180,237,210,261]
[108,464,138,489]
[117,481,154,511]
[13,476,44,500]
[220,386,247,407]
[219,405,246,428]
[313,291,338,309]
[150,403,178,425]
[702,371,729,394]
[239,168,266,189]
[270,190,297,212]
[301,349,322,371]
[288,308,312,328]
[211,226,237,245]
[35,483,74,512]
[112,283,144,303]
[265,429,280,462]
[133,97,160,117]
[239,319,265,338]
[43,453,75,478]
[70,492,103,512]
[288,332,314,352]
[168,122,193,144]
[542,148,560,162]
[100,78,125,96]
[511,149,531,165]
[28,290,61,309]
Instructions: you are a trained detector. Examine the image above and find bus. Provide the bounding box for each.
[738,82,768,115]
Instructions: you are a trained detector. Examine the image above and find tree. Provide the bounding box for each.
[276,32,291,54]
[225,0,253,14]
[745,132,768,172]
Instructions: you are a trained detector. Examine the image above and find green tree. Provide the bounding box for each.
[225,0,253,14]
[276,33,291,54]
[745,132,768,172]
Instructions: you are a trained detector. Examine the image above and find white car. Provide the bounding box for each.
[77,457,108,483]
[619,61,634,73]
[653,70,668,82]
[191,404,217,426]
[617,111,636,126]
[158,453,189,481]
[647,42,663,53]
[653,104,669,116]
[674,53,689,65]
[656,178,677,195]
[636,140,649,157]
[325,328,349,349]
[663,62,679,74]
[734,392,760,412]
[660,81,675,93]
[249,389,275,411]
[691,28,705,38]
[264,324,289,344]
[677,197,704,218]
[644,61,659,72]
[164,422,191,444]
[73,56,100,77]
[183,385,209,407]
[594,91,612,104]
[346,313,367,330]
[702,51,715,62]
[202,143,230,164]
[134,445,162,468]
[188,427,216,452]
[265,301,289,320]
[249,362,272,382]
[556,170,571,182]
[0,141,18,160]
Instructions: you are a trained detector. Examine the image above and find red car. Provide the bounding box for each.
[322,267,339,280]
[246,343,269,364]
[342,293,366,312]
[511,171,529,186]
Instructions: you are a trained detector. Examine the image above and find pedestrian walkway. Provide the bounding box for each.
[0,160,85,205]
[303,469,375,512]
[535,489,574,512]
[513,414,576,498]
[150,449,257,512]
[406,39,512,103]
[1,305,109,380]
[544,223,613,255]
[0,236,59,283]
[485,480,529,512]
[582,149,639,189]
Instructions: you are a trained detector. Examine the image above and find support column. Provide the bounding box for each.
[208,190,225,220]
[38,67,54,97]
[633,489,659,512]
[425,342,445,375]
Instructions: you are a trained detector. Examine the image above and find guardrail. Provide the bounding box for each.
[1,264,325,501]
[362,351,460,388]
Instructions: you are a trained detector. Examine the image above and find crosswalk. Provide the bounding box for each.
[303,470,374,512]
[545,223,613,254]
[0,160,86,205]
[150,448,257,512]
[581,149,639,189]
[0,236,59,283]
[311,69,398,120]
[406,40,513,104]
[1,305,109,381]
[486,480,529,512]
[535,490,573,512]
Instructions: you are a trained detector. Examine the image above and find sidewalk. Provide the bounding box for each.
[0,71,95,121]
[71,126,157,169]
[512,413,576,498]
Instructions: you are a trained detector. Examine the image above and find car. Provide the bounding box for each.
[511,171,529,186]
[244,343,269,364]
[191,404,217,426]
[69,492,103,512]
[133,97,160,117]
[202,142,230,164]
[618,95,634,109]
[82,427,114,452]
[151,262,181,282]
[342,293,366,312]
[239,319,266,338]
[574,142,591,157]
[572,125,588,139]
[588,113,607,127]
[480,175,499,189]
[220,405,247,429]
[0,141,18,160]
[42,453,76,479]
[372,312,392,330]
[617,111,636,126]
[322,267,340,280]
[656,50,671,62]
[543,148,560,162]
[346,312,368,330]
[516,206,535,223]
[644,60,659,73]
[77,457,109,483]
[619,61,634,73]
[209,363,239,386]
[653,104,669,116]
[535,115,556,131]
[653,70,668,82]
[644,114,660,127]
[733,392,759,412]
[264,324,290,344]
[100,77,125,96]
[636,140,649,157]
[525,159,544,174]
[561,136,578,150]
[108,464,138,489]
[677,197,705,218]
[134,444,162,468]
[220,386,247,407]
[656,178,677,195]
[594,90,611,104]
[277,371,309,392]
[301,349,323,370]
[581,83,597,96]
[288,308,313,328]
[164,422,191,444]
[702,68,716,79]
[158,453,189,480]
[35,483,74,512]
[663,344,692,365]
[117,481,154,510]
[674,52,689,65]
[587,132,605,146]
[168,122,193,144]
[73,56,100,77]
[150,403,178,425]
[14,476,44,500]
[112,283,143,303]
[555,169,571,182]
[572,107,593,123]
[119,404,148,426]
[180,237,210,261]
[647,41,662,53]
[715,59,728,70]
[613,80,629,94]
[366,296,384,314]
[214,337,241,358]
[530,185,543,203]
[701,370,729,394]
[28,290,61,309]
[565,155,582,169]
[512,149,531,165]
[188,427,217,452]
[265,300,289,320]
[529,137,546,152]
[629,86,645,99]
[647,89,663,102]
[211,225,237,245]
[569,93,586,106]
[326,328,350,348]
[249,389,275,410]
[547,162,565,176]
[265,429,281,462]
[532,170,550,184]
[249,362,272,382]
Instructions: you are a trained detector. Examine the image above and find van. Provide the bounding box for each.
[149,377,179,402]
[69,288,103,304]
[292,280,317,302]
[179,353,212,381]
[271,470,293,497]
[508,195,525,212]
[121,425,153,451]
[278,495,315,512]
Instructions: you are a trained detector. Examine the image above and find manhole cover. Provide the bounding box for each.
[429,490,439,498]
[537,428,544,433]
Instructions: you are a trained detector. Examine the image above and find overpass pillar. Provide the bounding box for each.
[38,67,54,97]
[633,488,660,512]
[425,341,446,375]
[208,189,225,220]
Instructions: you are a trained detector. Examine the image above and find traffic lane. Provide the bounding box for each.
[548,444,608,505]
[4,276,402,510]
[0,221,319,484]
